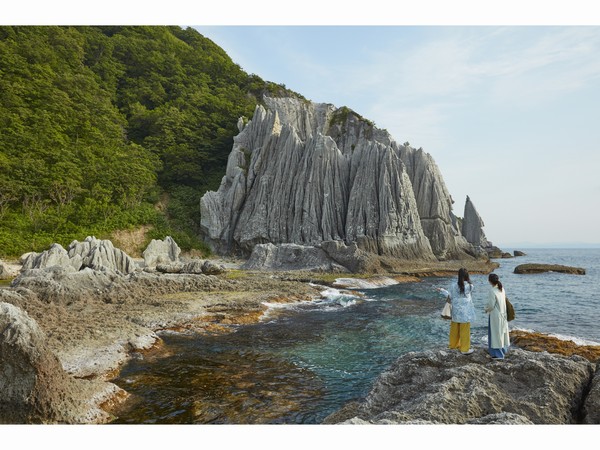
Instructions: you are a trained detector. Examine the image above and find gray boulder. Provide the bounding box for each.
[155,262,185,273]
[142,236,181,269]
[0,302,122,423]
[181,260,204,274]
[11,267,118,304]
[201,260,227,275]
[325,348,594,424]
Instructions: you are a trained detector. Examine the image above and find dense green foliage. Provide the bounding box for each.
[0,26,301,258]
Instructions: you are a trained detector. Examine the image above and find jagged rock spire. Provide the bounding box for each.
[201,97,486,262]
[462,195,488,248]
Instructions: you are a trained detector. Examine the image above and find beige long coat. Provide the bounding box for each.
[485,285,510,349]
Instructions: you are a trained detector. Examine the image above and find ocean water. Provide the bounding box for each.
[110,248,600,424]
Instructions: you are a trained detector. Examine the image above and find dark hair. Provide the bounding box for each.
[457,268,471,294]
[488,273,503,291]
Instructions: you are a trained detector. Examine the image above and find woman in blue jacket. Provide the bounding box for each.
[438,268,476,355]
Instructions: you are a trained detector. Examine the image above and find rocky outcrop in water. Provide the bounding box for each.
[0,302,123,424]
[201,97,490,269]
[514,264,586,275]
[324,348,597,424]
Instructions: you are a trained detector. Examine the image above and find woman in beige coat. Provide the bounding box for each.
[485,273,510,359]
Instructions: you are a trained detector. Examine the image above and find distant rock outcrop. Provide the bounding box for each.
[514,264,586,275]
[201,97,491,269]
[461,195,502,258]
[325,348,596,424]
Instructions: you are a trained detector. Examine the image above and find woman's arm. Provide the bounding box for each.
[484,289,495,313]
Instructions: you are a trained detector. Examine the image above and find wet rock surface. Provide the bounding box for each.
[325,347,597,424]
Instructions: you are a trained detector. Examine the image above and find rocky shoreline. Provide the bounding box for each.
[2,242,598,424]
[0,242,499,424]
[324,330,600,425]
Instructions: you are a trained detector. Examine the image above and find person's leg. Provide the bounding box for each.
[449,321,460,349]
[459,322,471,353]
[488,316,505,358]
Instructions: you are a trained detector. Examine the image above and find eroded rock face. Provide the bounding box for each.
[201,97,474,263]
[243,243,347,272]
[0,302,122,424]
[68,236,137,274]
[325,348,595,424]
[399,147,475,260]
[461,195,488,248]
[22,237,138,275]
[21,243,78,272]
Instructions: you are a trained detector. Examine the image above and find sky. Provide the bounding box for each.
[6,1,600,249]
[191,25,600,248]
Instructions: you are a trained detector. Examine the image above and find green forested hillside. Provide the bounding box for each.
[0,26,299,258]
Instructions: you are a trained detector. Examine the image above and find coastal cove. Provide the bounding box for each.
[108,248,600,424]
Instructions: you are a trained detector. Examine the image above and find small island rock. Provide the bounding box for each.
[514,263,585,275]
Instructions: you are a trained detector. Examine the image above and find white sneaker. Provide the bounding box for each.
[461,349,474,355]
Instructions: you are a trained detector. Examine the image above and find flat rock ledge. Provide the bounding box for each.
[514,263,586,275]
[324,347,598,424]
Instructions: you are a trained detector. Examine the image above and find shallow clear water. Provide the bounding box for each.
[110,248,600,424]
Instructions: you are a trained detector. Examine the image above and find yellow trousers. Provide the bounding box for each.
[449,321,471,352]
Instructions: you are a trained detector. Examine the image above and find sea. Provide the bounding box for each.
[110,248,600,424]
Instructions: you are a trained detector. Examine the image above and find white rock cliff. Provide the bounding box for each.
[201,97,489,266]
